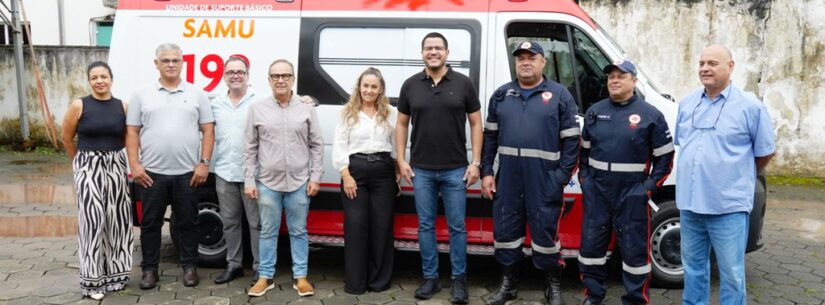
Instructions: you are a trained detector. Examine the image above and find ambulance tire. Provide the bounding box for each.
[649,200,684,288]
[170,201,228,267]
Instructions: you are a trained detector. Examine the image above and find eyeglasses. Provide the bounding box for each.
[159,58,181,65]
[269,73,294,81]
[423,46,446,52]
[691,98,727,130]
[225,70,247,77]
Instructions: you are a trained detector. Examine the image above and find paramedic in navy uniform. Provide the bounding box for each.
[481,41,580,305]
[577,60,674,305]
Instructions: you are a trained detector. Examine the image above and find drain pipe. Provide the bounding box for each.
[57,0,65,45]
[11,0,30,143]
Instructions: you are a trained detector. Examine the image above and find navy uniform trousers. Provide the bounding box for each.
[579,170,651,304]
[493,154,566,271]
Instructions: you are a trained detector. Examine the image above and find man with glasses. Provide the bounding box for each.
[576,60,673,305]
[481,41,579,305]
[675,45,775,305]
[210,56,261,285]
[245,59,323,298]
[127,42,215,289]
[396,32,482,304]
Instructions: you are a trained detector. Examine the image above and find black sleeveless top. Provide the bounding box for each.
[76,95,126,151]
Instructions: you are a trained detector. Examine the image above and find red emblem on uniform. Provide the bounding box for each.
[521,41,532,49]
[541,91,552,104]
[629,114,641,129]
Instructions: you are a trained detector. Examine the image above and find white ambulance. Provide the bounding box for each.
[110,0,768,287]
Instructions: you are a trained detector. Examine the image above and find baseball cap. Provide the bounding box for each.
[512,41,544,57]
[603,59,637,76]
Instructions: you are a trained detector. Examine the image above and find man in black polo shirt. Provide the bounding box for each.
[396,32,482,304]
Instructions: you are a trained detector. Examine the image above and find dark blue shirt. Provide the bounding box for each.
[579,94,674,192]
[76,95,125,151]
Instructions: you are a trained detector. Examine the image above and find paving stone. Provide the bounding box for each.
[286,298,322,305]
[0,288,31,301]
[262,288,300,304]
[321,295,358,305]
[44,292,83,304]
[209,286,245,298]
[159,282,188,293]
[32,261,69,271]
[355,292,393,304]
[384,301,416,305]
[416,299,452,305]
[157,300,193,305]
[138,292,176,304]
[5,296,46,305]
[31,284,71,297]
[173,289,211,301]
[193,296,230,305]
[7,270,44,281]
[99,294,139,305]
[68,298,101,305]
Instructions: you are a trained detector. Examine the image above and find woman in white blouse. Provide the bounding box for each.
[332,67,398,294]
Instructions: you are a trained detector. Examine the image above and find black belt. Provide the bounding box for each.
[351,152,392,162]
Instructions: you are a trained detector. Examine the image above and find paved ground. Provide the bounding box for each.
[0,151,824,305]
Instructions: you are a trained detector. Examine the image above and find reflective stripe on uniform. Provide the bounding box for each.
[581,140,591,149]
[521,148,560,161]
[577,255,607,266]
[494,237,525,249]
[652,142,674,157]
[498,146,560,161]
[498,146,519,156]
[588,157,647,173]
[531,241,560,254]
[560,127,580,138]
[485,122,499,131]
[622,262,651,275]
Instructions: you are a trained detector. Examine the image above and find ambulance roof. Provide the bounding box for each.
[117,0,596,29]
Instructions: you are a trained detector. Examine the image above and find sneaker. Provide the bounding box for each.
[450,276,469,304]
[293,277,315,297]
[414,278,442,300]
[90,293,104,300]
[248,278,275,297]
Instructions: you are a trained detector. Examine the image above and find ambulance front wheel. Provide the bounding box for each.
[649,200,684,288]
[170,201,228,267]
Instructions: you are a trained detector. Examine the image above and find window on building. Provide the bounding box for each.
[1,22,30,45]
[95,21,113,46]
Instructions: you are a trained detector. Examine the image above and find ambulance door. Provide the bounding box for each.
[295,17,489,242]
[493,13,615,251]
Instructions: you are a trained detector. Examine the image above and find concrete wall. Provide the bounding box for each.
[19,0,115,46]
[0,46,108,144]
[581,0,824,176]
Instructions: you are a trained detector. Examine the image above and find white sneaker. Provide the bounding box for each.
[90,293,105,300]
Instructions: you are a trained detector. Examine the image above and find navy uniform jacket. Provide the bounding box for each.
[579,94,674,192]
[481,77,580,183]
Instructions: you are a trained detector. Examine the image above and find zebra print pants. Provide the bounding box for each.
[73,150,134,296]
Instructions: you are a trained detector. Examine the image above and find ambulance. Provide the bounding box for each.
[111,0,768,287]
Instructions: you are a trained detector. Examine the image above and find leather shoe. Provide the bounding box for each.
[183,267,200,287]
[214,267,244,284]
[140,270,159,290]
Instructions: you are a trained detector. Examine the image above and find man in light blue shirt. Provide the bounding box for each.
[674,45,775,305]
[211,56,260,285]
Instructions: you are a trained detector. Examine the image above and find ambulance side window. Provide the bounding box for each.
[506,22,611,113]
[297,18,481,106]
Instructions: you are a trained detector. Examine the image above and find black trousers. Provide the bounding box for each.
[140,171,200,271]
[342,153,396,294]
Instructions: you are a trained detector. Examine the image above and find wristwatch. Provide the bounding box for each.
[471,160,481,167]
[200,159,210,166]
